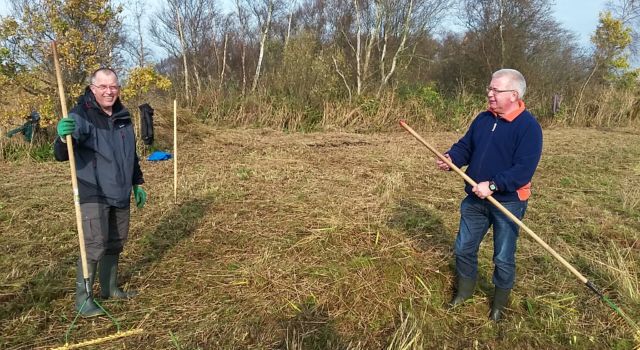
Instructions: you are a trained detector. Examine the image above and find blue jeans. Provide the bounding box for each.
[454,195,528,289]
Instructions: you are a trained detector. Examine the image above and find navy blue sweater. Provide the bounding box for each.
[447,106,543,202]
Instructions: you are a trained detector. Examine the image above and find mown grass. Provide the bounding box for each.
[0,122,639,349]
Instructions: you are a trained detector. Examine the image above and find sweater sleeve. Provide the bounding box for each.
[493,120,543,192]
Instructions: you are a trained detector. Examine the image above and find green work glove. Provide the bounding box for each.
[133,185,147,209]
[56,117,76,138]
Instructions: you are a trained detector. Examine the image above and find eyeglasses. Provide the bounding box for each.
[486,86,516,94]
[91,84,120,92]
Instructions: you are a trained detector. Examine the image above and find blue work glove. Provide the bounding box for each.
[56,117,76,138]
[133,185,147,209]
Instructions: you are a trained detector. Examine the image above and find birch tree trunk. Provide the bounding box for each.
[236,0,249,96]
[377,0,413,96]
[241,44,247,95]
[354,0,362,95]
[194,63,202,95]
[363,1,382,90]
[284,1,295,51]
[176,11,191,103]
[219,32,228,90]
[251,0,274,92]
[333,56,352,101]
[134,0,145,67]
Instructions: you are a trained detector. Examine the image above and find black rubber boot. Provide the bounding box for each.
[489,288,511,321]
[75,259,104,317]
[99,254,137,299]
[448,276,476,308]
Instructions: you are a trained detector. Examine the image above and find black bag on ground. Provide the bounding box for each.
[139,103,154,146]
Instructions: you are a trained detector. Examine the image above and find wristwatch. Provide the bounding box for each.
[488,181,498,192]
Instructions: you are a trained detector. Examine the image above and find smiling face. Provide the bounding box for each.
[487,76,519,116]
[89,70,120,115]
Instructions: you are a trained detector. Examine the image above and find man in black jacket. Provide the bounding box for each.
[54,68,147,317]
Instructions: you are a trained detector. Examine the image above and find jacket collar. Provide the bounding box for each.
[488,100,526,122]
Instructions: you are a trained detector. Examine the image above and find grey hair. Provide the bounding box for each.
[492,69,526,98]
[90,67,119,85]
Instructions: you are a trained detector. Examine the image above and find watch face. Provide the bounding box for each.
[489,183,497,191]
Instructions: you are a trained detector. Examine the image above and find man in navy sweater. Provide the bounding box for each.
[436,69,543,321]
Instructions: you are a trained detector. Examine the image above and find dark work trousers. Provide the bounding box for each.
[80,203,131,263]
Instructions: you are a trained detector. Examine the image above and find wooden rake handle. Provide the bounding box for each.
[399,120,588,285]
[51,42,91,283]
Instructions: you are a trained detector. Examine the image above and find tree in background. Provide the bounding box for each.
[608,0,640,58]
[120,65,172,103]
[0,0,638,132]
[327,0,451,97]
[123,0,153,68]
[0,0,124,125]
[572,11,636,122]
[592,11,635,84]
[150,0,221,101]
[443,0,587,103]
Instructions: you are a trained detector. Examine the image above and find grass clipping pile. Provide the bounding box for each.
[0,122,639,349]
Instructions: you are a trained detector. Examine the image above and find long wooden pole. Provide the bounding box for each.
[0,126,4,160]
[173,99,178,204]
[51,42,90,284]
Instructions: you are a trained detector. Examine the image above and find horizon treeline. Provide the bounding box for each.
[1,0,639,132]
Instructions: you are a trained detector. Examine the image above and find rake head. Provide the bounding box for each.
[51,328,144,350]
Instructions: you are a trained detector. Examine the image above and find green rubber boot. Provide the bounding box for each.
[448,276,476,308]
[489,288,511,321]
[75,259,104,317]
[99,254,137,299]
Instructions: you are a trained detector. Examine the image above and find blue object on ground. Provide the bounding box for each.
[147,150,172,161]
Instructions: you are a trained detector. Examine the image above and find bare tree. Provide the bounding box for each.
[150,0,221,99]
[251,0,275,92]
[176,11,191,102]
[219,14,235,90]
[455,0,585,93]
[607,0,640,59]
[284,0,298,50]
[122,0,153,67]
[354,0,363,94]
[235,0,250,95]
[377,0,413,95]
[328,0,450,96]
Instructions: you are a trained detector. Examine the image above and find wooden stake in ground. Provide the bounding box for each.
[173,99,178,204]
[399,119,639,336]
[0,126,4,160]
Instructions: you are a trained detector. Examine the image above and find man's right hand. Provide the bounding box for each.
[436,153,452,171]
[56,117,75,138]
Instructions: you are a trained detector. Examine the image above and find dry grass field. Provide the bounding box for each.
[1,121,639,349]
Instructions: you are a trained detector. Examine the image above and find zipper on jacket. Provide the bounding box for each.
[475,116,498,174]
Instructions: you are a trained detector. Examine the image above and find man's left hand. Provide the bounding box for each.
[472,181,493,199]
[133,185,147,209]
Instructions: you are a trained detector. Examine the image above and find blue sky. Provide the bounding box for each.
[554,0,608,47]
